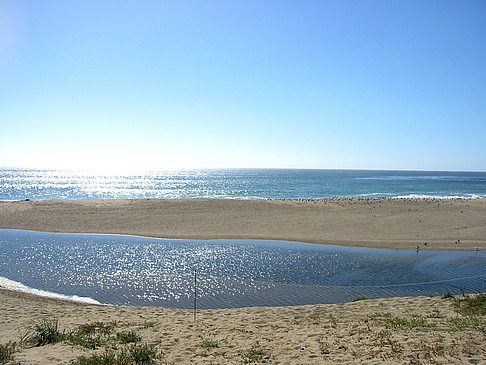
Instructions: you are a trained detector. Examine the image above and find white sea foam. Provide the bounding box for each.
[392,194,486,200]
[0,276,103,305]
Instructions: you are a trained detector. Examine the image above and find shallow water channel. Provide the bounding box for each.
[0,229,485,308]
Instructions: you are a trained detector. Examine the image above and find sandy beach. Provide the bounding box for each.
[1,289,485,364]
[1,198,485,363]
[1,198,485,250]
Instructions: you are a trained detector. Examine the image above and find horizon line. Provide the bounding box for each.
[1,166,485,174]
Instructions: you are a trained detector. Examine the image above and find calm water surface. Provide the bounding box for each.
[1,230,484,308]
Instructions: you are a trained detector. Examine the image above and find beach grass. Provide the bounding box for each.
[2,291,486,364]
[0,342,17,364]
[70,344,159,365]
[242,348,268,363]
[28,318,63,347]
[452,293,486,316]
[200,340,219,350]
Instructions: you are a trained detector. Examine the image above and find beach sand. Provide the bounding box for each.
[1,289,485,364]
[1,198,485,363]
[1,198,485,250]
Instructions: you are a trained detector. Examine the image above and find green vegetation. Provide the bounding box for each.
[447,316,486,334]
[243,348,267,363]
[70,352,120,365]
[28,318,63,346]
[75,321,118,337]
[0,342,17,364]
[70,344,159,365]
[62,322,141,349]
[378,313,435,330]
[125,344,159,364]
[4,317,157,364]
[115,330,142,344]
[452,293,486,316]
[63,333,106,350]
[200,340,219,350]
[351,296,369,302]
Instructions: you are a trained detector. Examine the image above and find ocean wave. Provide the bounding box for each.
[0,276,103,305]
[391,194,486,200]
[355,176,486,182]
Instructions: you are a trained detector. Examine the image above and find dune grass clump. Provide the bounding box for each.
[124,343,159,364]
[452,293,486,316]
[63,321,116,349]
[64,322,142,349]
[63,333,106,350]
[70,352,120,365]
[243,348,267,363]
[75,321,118,337]
[114,330,142,344]
[375,313,435,330]
[24,318,144,350]
[0,342,17,364]
[28,318,63,346]
[71,344,159,365]
[447,316,486,334]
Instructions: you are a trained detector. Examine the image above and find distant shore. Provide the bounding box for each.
[1,198,485,250]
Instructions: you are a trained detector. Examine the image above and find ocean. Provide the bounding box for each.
[1,168,486,200]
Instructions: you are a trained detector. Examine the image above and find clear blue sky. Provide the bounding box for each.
[1,0,485,171]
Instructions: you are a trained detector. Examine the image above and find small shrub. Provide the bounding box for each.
[0,342,17,364]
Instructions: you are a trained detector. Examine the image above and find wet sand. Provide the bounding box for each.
[0,198,485,250]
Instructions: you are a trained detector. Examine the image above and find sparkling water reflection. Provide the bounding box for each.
[0,229,485,308]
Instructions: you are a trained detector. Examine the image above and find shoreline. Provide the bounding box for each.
[1,198,485,363]
[0,227,484,254]
[1,197,485,250]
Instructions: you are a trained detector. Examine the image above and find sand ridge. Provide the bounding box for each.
[0,289,485,364]
[0,198,485,250]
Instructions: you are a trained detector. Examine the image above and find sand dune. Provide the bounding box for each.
[1,289,485,364]
[1,197,485,250]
